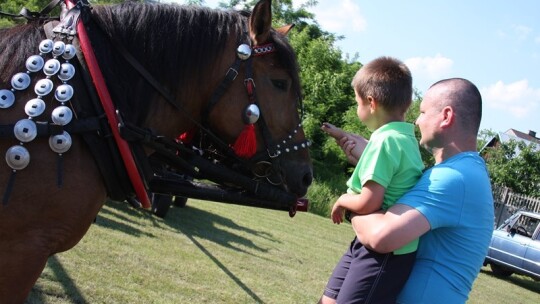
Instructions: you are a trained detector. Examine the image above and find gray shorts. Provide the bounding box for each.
[323,237,416,304]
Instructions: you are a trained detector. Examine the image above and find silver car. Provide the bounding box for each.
[484,210,540,280]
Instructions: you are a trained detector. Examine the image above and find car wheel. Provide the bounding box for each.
[490,263,513,277]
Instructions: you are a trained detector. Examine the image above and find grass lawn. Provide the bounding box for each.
[26,199,539,303]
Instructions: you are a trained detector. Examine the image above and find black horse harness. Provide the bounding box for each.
[0,0,310,215]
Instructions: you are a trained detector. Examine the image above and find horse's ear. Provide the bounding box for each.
[276,24,295,36]
[249,0,272,45]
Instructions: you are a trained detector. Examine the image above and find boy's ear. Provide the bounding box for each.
[367,96,377,112]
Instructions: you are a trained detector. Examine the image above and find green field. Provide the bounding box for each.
[27,199,539,303]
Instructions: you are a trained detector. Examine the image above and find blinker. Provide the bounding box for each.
[237,44,251,60]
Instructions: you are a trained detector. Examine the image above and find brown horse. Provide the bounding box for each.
[0,0,312,302]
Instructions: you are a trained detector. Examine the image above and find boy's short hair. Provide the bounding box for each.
[351,56,413,114]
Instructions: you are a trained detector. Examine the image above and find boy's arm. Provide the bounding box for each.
[321,122,367,165]
[350,204,431,253]
[336,181,385,215]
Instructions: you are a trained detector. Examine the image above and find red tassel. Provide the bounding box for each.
[178,128,197,143]
[233,124,257,158]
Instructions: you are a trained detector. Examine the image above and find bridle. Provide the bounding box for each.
[199,40,311,186]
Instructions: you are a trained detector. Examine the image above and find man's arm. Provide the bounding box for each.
[350,203,431,253]
[331,181,385,224]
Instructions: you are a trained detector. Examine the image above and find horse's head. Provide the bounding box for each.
[88,0,312,200]
[205,0,313,198]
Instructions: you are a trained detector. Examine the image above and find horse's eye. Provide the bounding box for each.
[271,79,288,91]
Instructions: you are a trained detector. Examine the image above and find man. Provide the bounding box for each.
[323,78,494,303]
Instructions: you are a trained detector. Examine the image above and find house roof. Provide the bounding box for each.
[480,128,540,153]
[505,129,540,145]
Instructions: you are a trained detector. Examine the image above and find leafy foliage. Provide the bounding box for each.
[483,140,540,197]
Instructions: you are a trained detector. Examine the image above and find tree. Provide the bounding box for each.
[484,140,540,197]
[478,128,497,150]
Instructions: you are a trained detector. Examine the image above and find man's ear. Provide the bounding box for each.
[440,106,455,128]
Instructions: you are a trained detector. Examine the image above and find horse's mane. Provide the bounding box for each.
[0,2,301,124]
[0,24,44,82]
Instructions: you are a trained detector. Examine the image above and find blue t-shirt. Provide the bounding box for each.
[397,152,494,304]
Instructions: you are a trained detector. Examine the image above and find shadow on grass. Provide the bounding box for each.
[101,199,275,254]
[96,206,155,238]
[27,256,88,304]
[480,268,540,293]
[99,199,275,303]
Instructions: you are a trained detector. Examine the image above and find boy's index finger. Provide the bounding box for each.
[321,122,346,139]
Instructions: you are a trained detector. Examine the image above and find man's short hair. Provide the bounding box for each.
[431,78,482,134]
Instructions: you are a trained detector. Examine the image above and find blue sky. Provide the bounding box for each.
[169,0,540,135]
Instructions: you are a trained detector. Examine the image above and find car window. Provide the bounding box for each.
[511,215,539,238]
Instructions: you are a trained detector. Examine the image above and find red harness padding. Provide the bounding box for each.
[66,0,151,208]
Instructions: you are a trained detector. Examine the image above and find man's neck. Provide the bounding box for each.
[433,141,477,164]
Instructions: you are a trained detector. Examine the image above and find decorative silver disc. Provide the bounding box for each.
[5,145,30,170]
[54,84,74,102]
[58,63,75,81]
[24,98,46,117]
[49,131,72,153]
[13,119,37,143]
[25,55,45,72]
[43,59,61,76]
[11,72,31,90]
[237,44,252,60]
[244,104,260,124]
[63,44,77,60]
[0,89,15,109]
[52,41,66,57]
[34,78,54,96]
[39,39,54,54]
[51,105,73,125]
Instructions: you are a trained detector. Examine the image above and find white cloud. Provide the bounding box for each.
[405,54,454,91]
[309,0,366,33]
[481,80,540,118]
[512,24,532,41]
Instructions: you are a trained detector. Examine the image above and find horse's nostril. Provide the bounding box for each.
[303,172,313,187]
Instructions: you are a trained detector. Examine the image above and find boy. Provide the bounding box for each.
[319,56,424,304]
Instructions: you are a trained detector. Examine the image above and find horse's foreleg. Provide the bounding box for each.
[0,244,49,304]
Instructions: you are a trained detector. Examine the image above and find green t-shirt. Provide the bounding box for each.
[347,121,424,254]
